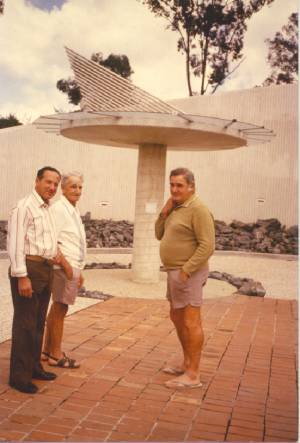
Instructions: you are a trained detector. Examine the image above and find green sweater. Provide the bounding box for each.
[155,194,215,275]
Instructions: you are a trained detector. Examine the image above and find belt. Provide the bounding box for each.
[26,255,53,265]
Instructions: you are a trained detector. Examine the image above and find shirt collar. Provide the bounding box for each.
[177,193,197,208]
[61,195,78,215]
[32,189,49,208]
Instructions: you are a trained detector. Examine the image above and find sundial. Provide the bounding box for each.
[35,48,275,282]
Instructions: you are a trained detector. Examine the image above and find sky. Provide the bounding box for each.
[0,0,297,123]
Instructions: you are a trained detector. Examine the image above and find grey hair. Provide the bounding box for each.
[170,167,195,185]
[61,171,84,188]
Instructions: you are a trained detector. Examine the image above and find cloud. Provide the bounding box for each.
[0,0,297,122]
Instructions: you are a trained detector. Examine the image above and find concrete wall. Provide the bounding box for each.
[168,83,298,225]
[0,125,138,220]
[0,83,297,225]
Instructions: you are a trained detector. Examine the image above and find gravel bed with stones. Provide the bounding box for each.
[83,262,266,297]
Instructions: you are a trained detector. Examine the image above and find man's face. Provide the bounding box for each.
[35,170,60,203]
[170,174,194,205]
[62,176,83,206]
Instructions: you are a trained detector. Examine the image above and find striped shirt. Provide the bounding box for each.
[52,196,86,270]
[7,190,58,277]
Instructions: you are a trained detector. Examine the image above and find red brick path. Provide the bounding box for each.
[0,295,298,441]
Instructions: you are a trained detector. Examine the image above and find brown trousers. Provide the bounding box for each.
[9,259,53,385]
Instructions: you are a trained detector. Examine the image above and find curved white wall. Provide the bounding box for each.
[169,83,298,225]
[0,84,297,225]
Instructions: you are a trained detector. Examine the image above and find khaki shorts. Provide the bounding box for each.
[52,268,81,305]
[166,266,209,309]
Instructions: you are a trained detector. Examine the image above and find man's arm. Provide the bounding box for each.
[155,197,174,240]
[7,204,29,278]
[7,204,33,297]
[53,249,73,280]
[51,203,73,280]
[182,207,215,276]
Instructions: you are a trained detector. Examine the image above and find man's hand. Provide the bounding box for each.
[53,247,73,280]
[18,276,33,297]
[52,248,63,265]
[78,273,84,289]
[60,255,73,280]
[160,197,175,218]
[179,270,189,282]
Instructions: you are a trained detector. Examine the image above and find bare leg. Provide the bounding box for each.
[169,306,190,371]
[43,301,68,360]
[182,305,203,379]
[166,305,204,387]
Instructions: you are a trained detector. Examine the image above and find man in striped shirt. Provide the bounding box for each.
[7,166,62,394]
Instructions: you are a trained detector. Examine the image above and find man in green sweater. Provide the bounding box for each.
[155,167,215,388]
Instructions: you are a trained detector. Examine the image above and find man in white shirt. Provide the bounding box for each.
[42,172,86,369]
[7,166,61,394]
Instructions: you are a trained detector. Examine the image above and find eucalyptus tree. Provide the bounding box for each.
[141,0,275,95]
[263,12,298,86]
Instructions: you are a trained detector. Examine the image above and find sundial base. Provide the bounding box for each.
[131,143,166,283]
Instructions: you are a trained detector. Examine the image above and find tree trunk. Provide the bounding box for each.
[186,31,193,96]
[200,37,209,95]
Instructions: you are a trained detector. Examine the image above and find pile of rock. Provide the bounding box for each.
[84,262,129,270]
[77,286,113,301]
[209,271,265,297]
[0,216,298,255]
[215,219,298,255]
[82,214,133,248]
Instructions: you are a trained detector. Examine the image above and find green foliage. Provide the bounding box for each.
[56,78,82,106]
[263,13,298,86]
[141,0,275,95]
[91,53,134,79]
[0,114,22,129]
[57,52,134,105]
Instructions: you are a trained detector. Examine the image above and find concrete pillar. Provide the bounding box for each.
[132,143,167,283]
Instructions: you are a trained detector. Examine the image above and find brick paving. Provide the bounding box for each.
[0,295,298,442]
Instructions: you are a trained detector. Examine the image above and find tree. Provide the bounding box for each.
[57,52,134,105]
[263,12,298,86]
[141,0,274,95]
[0,114,22,129]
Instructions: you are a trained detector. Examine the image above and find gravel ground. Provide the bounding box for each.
[85,251,298,300]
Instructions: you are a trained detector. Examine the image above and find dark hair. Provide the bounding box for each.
[170,167,195,185]
[36,166,61,180]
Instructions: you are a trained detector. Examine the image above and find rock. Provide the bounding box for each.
[286,225,298,237]
[81,212,91,222]
[256,218,281,232]
[82,219,134,248]
[78,286,113,301]
[84,262,129,270]
[209,270,266,296]
[208,271,224,280]
[238,281,266,297]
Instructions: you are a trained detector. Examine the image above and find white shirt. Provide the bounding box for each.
[7,190,58,277]
[52,195,86,270]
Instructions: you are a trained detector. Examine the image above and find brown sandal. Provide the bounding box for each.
[48,352,80,368]
[41,351,50,361]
